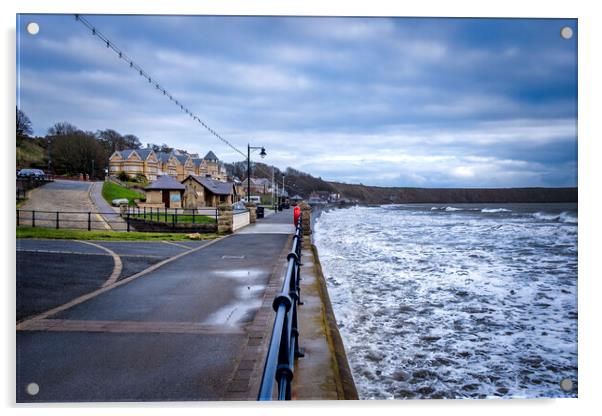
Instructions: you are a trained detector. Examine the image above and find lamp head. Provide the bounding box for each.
[260,147,267,158]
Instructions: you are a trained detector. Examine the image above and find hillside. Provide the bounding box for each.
[224,163,578,204]
[329,182,577,204]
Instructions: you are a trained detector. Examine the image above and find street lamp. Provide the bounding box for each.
[247,143,266,204]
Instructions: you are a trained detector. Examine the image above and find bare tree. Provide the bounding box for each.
[16,107,33,138]
[47,122,78,137]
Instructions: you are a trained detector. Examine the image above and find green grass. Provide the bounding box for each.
[129,213,216,224]
[102,181,145,206]
[16,226,220,241]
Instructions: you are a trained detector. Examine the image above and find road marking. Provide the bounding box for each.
[17,319,244,335]
[161,240,193,249]
[16,235,228,328]
[77,241,123,287]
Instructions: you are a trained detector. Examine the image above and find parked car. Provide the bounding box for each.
[17,168,45,179]
[232,201,246,210]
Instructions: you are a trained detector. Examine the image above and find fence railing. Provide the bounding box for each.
[16,177,54,200]
[124,206,218,226]
[16,207,218,232]
[258,214,304,400]
[16,209,120,231]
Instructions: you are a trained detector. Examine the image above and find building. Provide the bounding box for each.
[108,149,159,181]
[181,175,236,208]
[143,175,185,209]
[156,152,178,177]
[173,153,195,181]
[110,147,228,183]
[254,178,273,194]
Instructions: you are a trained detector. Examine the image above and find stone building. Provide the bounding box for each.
[156,152,178,177]
[182,175,236,208]
[143,175,185,209]
[108,149,159,181]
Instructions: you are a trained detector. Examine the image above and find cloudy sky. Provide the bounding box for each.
[17,14,577,187]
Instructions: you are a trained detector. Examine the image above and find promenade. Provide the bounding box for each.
[16,211,294,402]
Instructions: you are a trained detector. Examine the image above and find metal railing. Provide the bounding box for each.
[16,207,218,232]
[16,177,54,200]
[258,214,304,400]
[124,206,218,228]
[16,209,121,231]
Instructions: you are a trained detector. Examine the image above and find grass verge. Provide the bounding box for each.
[16,226,220,241]
[102,181,145,206]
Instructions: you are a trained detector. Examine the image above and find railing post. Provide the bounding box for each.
[144,206,146,220]
[32,210,36,228]
[88,211,91,231]
[127,211,130,232]
[16,210,20,227]
[56,211,60,229]
[192,209,196,224]
[165,207,167,222]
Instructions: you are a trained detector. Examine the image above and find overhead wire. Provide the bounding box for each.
[74,14,298,191]
[74,14,247,160]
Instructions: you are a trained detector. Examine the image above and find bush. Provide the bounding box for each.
[133,173,148,184]
[117,171,129,182]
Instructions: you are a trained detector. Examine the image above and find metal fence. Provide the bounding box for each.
[16,177,54,200]
[16,206,219,232]
[16,209,118,231]
[258,214,304,400]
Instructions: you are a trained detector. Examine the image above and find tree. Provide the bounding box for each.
[50,130,106,178]
[123,134,141,149]
[149,143,173,154]
[47,122,78,136]
[16,107,33,139]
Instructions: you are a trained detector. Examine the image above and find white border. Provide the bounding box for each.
[3,1,600,416]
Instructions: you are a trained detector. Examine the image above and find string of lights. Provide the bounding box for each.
[74,14,248,160]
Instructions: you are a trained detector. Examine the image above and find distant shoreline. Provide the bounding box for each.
[328,183,577,205]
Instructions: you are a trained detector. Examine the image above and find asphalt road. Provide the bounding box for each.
[17,239,206,322]
[16,211,294,402]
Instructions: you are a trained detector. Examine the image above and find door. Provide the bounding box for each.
[162,190,170,208]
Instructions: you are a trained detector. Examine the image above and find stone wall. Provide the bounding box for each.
[217,204,233,234]
[245,203,257,223]
[299,201,312,236]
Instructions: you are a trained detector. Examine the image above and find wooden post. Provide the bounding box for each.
[88,212,92,231]
[56,211,59,229]
[32,210,36,228]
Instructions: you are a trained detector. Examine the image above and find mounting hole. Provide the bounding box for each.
[560,378,573,392]
[26,22,40,35]
[26,382,40,396]
[560,26,573,40]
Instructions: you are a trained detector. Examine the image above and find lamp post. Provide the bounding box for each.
[247,143,266,203]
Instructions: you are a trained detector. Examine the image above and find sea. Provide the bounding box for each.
[313,203,578,399]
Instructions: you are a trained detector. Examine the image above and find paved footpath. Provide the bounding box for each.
[89,181,128,231]
[18,180,108,230]
[16,210,295,402]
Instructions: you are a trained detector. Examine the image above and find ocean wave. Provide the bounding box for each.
[533,211,578,223]
[481,208,512,213]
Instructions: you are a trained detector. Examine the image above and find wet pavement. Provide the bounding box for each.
[16,210,295,402]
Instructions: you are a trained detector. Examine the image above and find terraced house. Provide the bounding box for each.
[109,147,229,183]
[108,148,159,181]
